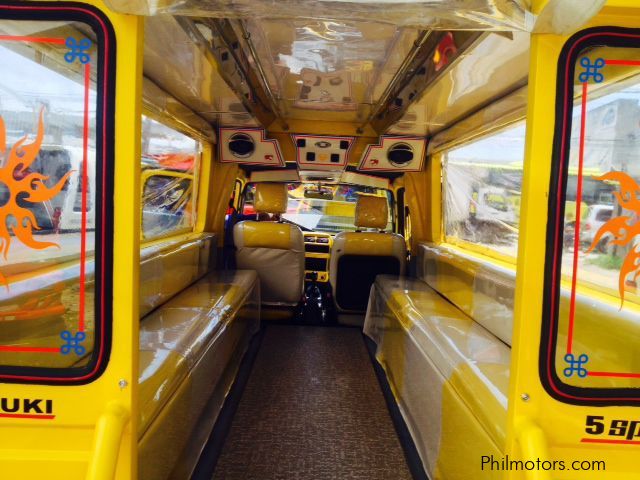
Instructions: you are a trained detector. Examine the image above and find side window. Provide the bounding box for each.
[228,179,243,215]
[542,29,640,404]
[442,122,525,259]
[141,115,201,241]
[241,183,256,216]
[404,206,412,249]
[241,183,394,232]
[0,7,114,383]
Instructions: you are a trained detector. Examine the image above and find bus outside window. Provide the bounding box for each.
[443,122,526,259]
[141,115,201,241]
[561,67,640,306]
[543,36,640,402]
[242,183,394,233]
[0,17,107,377]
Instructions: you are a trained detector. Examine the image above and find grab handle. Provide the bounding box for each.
[85,402,129,480]
[516,418,551,480]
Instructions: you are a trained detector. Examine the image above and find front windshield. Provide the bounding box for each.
[242,183,393,234]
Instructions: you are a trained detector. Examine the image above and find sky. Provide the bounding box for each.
[0,44,95,118]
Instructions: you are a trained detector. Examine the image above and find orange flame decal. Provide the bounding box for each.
[587,171,640,308]
[0,110,72,284]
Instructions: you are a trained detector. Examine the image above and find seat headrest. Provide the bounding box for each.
[355,195,388,230]
[254,183,288,214]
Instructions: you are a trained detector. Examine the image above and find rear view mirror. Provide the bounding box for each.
[304,186,334,200]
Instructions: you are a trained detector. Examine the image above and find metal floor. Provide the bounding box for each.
[209,325,414,480]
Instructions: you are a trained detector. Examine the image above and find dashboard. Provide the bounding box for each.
[303,232,332,282]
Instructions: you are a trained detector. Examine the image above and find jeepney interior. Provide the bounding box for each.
[132,13,532,477]
[1,1,639,480]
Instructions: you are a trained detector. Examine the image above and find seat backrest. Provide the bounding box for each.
[139,234,216,317]
[233,183,304,305]
[416,243,515,346]
[330,195,406,311]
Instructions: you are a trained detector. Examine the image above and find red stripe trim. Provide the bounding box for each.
[0,346,60,353]
[581,438,640,445]
[566,82,589,354]
[0,35,64,44]
[588,371,640,378]
[605,59,640,66]
[78,62,90,333]
[0,413,55,420]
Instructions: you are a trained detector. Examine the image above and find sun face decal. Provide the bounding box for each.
[0,110,72,284]
[587,170,640,308]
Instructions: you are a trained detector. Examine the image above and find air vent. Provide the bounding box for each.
[358,136,426,172]
[387,142,414,167]
[228,132,255,158]
[219,128,284,166]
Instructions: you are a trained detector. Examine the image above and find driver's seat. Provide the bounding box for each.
[233,183,305,305]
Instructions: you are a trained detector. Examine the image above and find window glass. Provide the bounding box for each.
[141,116,201,240]
[0,16,107,376]
[443,123,525,258]
[242,183,393,233]
[544,36,640,401]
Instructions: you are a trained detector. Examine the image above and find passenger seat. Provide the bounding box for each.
[234,183,305,305]
[330,195,406,311]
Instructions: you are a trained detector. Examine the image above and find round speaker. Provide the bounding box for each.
[228,132,255,159]
[387,142,414,167]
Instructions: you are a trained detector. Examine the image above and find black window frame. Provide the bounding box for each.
[0,2,115,385]
[541,26,640,406]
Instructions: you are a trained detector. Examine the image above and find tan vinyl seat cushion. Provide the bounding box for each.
[138,270,259,436]
[365,275,510,475]
[234,221,304,305]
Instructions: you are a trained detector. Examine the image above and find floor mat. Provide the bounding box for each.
[211,325,413,480]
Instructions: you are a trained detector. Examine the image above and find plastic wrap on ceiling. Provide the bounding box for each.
[106,0,533,31]
[235,19,420,123]
[144,15,258,127]
[387,31,530,137]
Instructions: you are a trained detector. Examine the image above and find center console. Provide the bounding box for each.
[303,232,332,282]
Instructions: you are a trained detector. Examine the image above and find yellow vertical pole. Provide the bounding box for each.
[109,5,143,477]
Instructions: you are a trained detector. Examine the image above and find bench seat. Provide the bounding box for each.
[138,270,260,480]
[365,275,510,478]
